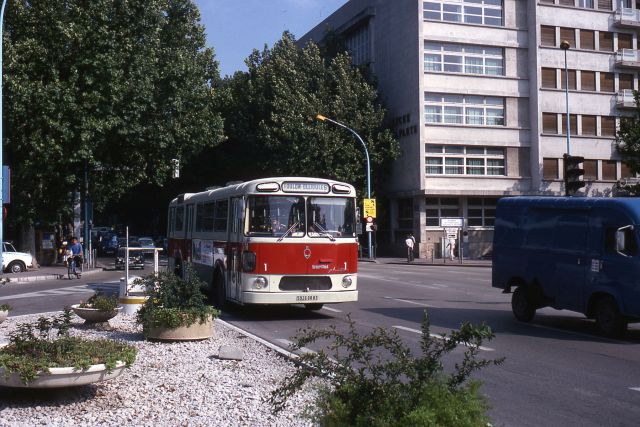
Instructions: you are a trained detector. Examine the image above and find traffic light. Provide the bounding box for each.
[563,153,585,196]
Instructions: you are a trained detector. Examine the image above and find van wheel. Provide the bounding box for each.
[512,286,535,322]
[305,303,324,311]
[212,269,227,310]
[595,296,627,337]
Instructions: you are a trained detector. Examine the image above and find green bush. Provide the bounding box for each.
[270,312,504,427]
[0,304,12,311]
[0,310,137,385]
[136,268,219,334]
[79,289,118,312]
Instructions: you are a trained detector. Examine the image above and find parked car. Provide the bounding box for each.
[138,237,156,257]
[2,242,34,273]
[115,242,145,270]
[100,235,119,256]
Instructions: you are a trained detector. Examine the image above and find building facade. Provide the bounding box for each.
[300,0,638,259]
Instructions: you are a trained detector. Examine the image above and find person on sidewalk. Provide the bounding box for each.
[405,233,415,262]
[446,238,456,261]
[69,237,84,277]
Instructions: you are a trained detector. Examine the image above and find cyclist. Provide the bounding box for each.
[69,237,83,278]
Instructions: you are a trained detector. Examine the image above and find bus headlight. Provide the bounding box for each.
[342,275,353,288]
[253,276,268,289]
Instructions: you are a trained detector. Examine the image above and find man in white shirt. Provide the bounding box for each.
[405,233,415,262]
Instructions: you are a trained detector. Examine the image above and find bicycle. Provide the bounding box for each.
[67,255,83,279]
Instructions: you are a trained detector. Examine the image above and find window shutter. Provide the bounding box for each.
[618,33,633,50]
[581,71,596,91]
[580,30,595,50]
[561,69,577,89]
[601,116,616,136]
[543,158,559,180]
[599,31,614,51]
[619,73,634,90]
[602,160,617,180]
[559,0,574,5]
[598,0,613,10]
[600,72,615,92]
[541,26,556,47]
[543,113,558,134]
[560,27,576,47]
[582,115,597,135]
[541,68,557,88]
[583,160,598,180]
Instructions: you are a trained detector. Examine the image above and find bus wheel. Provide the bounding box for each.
[595,296,627,337]
[305,303,324,311]
[511,286,535,322]
[212,269,227,310]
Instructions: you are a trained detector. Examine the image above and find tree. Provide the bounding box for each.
[3,0,222,242]
[215,32,398,197]
[616,91,640,195]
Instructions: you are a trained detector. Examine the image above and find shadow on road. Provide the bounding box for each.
[221,303,334,322]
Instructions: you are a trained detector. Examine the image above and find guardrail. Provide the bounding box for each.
[616,48,640,63]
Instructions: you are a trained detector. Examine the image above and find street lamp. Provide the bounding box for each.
[560,39,571,155]
[0,0,8,270]
[316,114,374,260]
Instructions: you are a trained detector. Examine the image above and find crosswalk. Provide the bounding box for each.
[0,282,119,302]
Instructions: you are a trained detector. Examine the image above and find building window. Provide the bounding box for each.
[345,24,370,66]
[584,159,598,180]
[580,30,595,50]
[541,25,556,47]
[424,41,504,75]
[601,116,616,136]
[543,158,559,180]
[425,93,505,126]
[543,113,558,134]
[599,31,614,51]
[578,0,595,8]
[618,33,633,50]
[602,160,617,180]
[561,69,577,90]
[397,198,414,229]
[562,114,578,135]
[581,71,596,91]
[621,162,636,178]
[619,73,634,90]
[598,0,613,9]
[423,1,503,26]
[425,145,506,176]
[541,67,557,88]
[582,115,597,135]
[600,72,615,92]
[560,27,576,47]
[468,198,498,227]
[426,197,460,227]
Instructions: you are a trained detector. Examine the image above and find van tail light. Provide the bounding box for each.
[242,251,256,272]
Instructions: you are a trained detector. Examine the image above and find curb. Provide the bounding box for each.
[0,268,106,285]
[216,318,300,361]
[385,261,491,268]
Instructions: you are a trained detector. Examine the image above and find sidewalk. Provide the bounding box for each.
[0,263,106,284]
[360,256,492,268]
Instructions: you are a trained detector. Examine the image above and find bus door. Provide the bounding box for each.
[227,197,244,301]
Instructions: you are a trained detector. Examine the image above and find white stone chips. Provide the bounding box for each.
[0,313,316,426]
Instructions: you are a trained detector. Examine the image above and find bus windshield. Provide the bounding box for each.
[247,196,306,237]
[307,197,356,239]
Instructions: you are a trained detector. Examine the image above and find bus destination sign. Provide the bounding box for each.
[282,181,330,194]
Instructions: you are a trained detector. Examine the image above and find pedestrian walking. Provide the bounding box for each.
[405,233,415,262]
[446,238,456,261]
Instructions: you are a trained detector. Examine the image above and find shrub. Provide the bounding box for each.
[270,311,504,427]
[79,289,118,312]
[136,268,219,334]
[0,309,137,385]
[0,304,12,311]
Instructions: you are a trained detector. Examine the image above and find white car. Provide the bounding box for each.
[2,242,34,273]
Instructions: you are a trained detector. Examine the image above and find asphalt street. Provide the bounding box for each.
[1,261,639,426]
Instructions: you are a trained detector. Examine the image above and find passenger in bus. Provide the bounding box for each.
[270,218,286,233]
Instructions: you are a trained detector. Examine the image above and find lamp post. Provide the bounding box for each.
[316,114,373,260]
[0,0,8,270]
[560,39,571,155]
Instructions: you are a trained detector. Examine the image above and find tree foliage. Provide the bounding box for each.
[616,92,640,195]
[3,0,223,226]
[216,32,398,196]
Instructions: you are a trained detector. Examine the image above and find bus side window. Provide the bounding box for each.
[175,206,184,232]
[605,226,638,256]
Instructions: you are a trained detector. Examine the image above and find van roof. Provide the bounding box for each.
[499,197,640,215]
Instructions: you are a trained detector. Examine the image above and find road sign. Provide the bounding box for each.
[363,198,376,219]
[365,223,373,232]
[440,217,463,228]
[366,216,374,223]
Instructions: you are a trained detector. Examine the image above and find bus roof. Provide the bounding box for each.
[169,177,356,205]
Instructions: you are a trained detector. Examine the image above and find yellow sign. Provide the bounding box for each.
[363,198,377,219]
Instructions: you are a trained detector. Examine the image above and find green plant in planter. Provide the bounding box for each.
[0,309,137,385]
[79,290,118,312]
[0,304,12,312]
[136,268,219,335]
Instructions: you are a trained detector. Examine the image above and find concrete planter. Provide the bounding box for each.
[0,361,127,388]
[147,316,214,341]
[0,310,8,324]
[70,304,122,323]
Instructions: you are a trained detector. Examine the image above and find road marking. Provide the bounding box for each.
[276,339,315,354]
[0,285,91,301]
[384,296,436,308]
[393,325,495,352]
[629,387,640,392]
[322,306,342,313]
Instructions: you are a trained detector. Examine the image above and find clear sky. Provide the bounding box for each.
[193,0,349,77]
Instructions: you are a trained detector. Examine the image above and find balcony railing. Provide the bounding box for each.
[616,89,637,108]
[616,49,640,67]
[615,7,640,27]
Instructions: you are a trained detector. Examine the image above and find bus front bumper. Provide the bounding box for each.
[241,290,358,305]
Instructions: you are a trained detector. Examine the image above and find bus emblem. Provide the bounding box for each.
[303,246,312,260]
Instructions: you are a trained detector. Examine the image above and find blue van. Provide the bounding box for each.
[492,197,640,336]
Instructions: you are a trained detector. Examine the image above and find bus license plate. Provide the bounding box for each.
[296,295,318,302]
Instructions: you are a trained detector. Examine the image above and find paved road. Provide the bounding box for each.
[1,262,639,426]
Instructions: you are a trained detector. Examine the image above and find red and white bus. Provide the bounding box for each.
[167,177,358,310]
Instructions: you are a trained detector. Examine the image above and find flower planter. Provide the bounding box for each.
[0,310,8,324]
[147,316,214,341]
[70,304,122,323]
[0,361,127,388]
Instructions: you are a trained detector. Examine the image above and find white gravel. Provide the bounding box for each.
[0,312,318,426]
